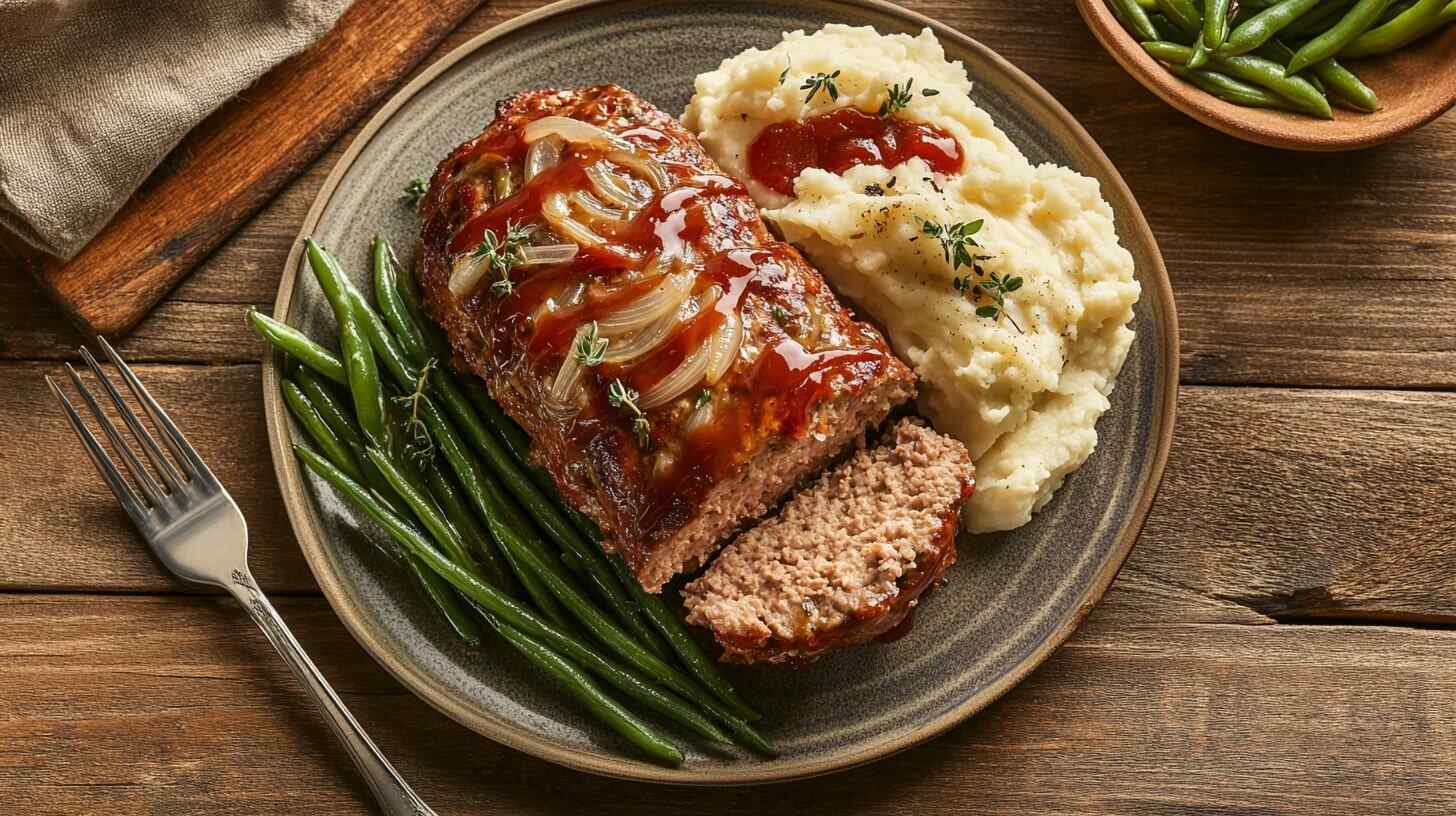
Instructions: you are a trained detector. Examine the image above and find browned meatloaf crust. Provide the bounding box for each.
[416,85,914,592]
[682,419,974,664]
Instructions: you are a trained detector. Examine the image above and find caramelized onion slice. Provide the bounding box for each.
[447,252,490,299]
[704,306,742,384]
[523,116,634,153]
[586,161,651,209]
[542,192,605,247]
[519,243,578,266]
[638,343,711,410]
[570,190,627,222]
[596,269,693,335]
[525,135,563,181]
[548,323,593,407]
[601,310,676,364]
[608,150,669,190]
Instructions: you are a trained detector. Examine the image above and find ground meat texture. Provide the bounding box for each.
[415,85,914,592]
[682,419,974,664]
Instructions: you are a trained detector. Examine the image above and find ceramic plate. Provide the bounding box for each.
[264,0,1179,785]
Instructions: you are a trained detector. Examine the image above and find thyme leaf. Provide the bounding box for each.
[607,378,651,449]
[572,321,608,367]
[801,70,841,104]
[401,176,428,210]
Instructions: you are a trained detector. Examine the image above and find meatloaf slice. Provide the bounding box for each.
[416,85,914,592]
[682,418,974,664]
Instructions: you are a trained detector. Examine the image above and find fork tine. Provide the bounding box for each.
[63,362,167,508]
[47,375,150,527]
[95,336,213,482]
[79,346,185,493]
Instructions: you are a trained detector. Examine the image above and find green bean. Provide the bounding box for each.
[365,448,483,575]
[305,240,390,449]
[1377,0,1419,22]
[373,235,436,370]
[294,445,710,760]
[248,308,347,386]
[282,380,364,482]
[1155,0,1204,32]
[415,390,575,629]
[1149,11,1199,40]
[1204,0,1233,48]
[1285,0,1360,33]
[1111,0,1162,40]
[284,378,479,641]
[1287,0,1392,73]
[1168,64,1299,107]
[1221,0,1326,54]
[606,553,761,723]
[484,617,683,766]
[1253,40,1326,91]
[422,461,517,592]
[411,558,485,644]
[1315,57,1381,109]
[413,393,650,661]
[1188,35,1213,65]
[294,368,363,451]
[1143,41,1333,116]
[1340,0,1449,54]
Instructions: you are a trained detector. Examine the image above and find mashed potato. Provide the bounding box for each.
[684,25,1140,532]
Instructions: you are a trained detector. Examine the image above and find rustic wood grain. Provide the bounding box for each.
[19,0,483,339]
[7,359,1453,627]
[3,594,1452,815]
[3,2,1452,388]
[3,1,1456,813]
[0,363,311,594]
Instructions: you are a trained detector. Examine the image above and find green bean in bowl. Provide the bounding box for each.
[1105,0,1456,118]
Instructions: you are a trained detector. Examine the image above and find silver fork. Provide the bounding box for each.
[47,338,436,816]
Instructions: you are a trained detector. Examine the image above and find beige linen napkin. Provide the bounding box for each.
[0,0,352,260]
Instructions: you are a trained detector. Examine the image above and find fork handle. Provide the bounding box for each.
[230,569,436,816]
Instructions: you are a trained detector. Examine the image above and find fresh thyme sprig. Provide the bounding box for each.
[801,70,841,104]
[917,216,988,274]
[971,273,1023,333]
[474,221,535,297]
[878,78,915,116]
[778,58,792,85]
[393,358,437,465]
[607,378,651,449]
[573,321,608,367]
[919,216,1023,333]
[401,176,428,210]
[694,388,713,411]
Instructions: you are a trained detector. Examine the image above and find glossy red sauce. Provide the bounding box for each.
[747,107,962,196]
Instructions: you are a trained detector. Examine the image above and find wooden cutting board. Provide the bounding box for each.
[13,0,482,338]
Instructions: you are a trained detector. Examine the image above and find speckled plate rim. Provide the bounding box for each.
[263,0,1180,786]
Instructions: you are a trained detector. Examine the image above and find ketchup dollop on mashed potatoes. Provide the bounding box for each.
[685,25,1141,532]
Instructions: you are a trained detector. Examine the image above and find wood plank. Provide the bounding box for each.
[2,593,1451,814]
[0,363,311,594]
[3,0,1454,387]
[5,359,1453,627]
[18,0,483,339]
[1136,385,1456,624]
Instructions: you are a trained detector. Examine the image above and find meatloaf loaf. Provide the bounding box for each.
[682,419,974,664]
[416,85,914,592]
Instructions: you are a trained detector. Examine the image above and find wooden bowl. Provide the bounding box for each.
[1076,0,1456,150]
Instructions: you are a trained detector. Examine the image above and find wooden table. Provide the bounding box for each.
[4,2,1454,813]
